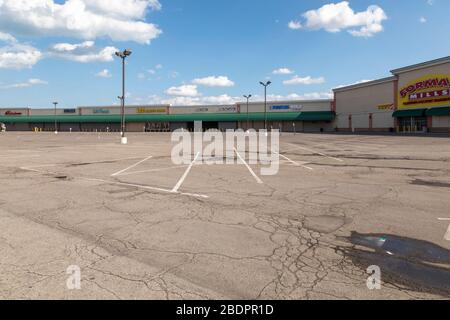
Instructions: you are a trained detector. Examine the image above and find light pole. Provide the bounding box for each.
[259,81,271,130]
[53,102,58,134]
[243,94,252,131]
[115,49,132,144]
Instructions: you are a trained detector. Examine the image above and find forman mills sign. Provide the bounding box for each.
[399,74,450,109]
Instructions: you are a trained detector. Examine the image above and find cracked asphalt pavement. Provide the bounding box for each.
[0,132,449,300]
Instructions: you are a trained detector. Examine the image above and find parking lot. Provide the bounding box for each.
[0,132,449,299]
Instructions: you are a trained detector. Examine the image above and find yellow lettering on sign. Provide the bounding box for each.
[399,74,450,109]
[137,108,167,114]
[377,103,394,110]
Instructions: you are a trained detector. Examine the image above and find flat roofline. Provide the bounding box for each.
[333,76,396,93]
[78,104,170,109]
[235,99,332,105]
[390,56,450,74]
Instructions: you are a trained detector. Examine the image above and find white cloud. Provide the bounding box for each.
[192,76,235,87]
[283,75,325,85]
[251,92,332,101]
[0,32,42,69]
[53,41,94,52]
[419,17,427,23]
[146,93,241,106]
[0,0,162,44]
[83,0,161,18]
[95,69,111,78]
[273,68,294,75]
[1,78,48,89]
[146,92,332,106]
[292,1,387,37]
[0,43,42,69]
[50,43,119,63]
[166,85,200,97]
[0,32,17,43]
[288,21,302,30]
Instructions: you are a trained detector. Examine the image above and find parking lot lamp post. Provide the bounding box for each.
[53,102,58,134]
[243,94,252,130]
[115,49,132,144]
[259,81,271,130]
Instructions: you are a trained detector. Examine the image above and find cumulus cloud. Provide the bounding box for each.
[273,68,294,75]
[1,78,48,89]
[166,85,200,97]
[50,42,119,62]
[283,75,325,85]
[148,94,241,106]
[288,21,302,30]
[83,0,161,19]
[146,91,333,106]
[291,1,387,37]
[0,35,42,69]
[192,76,235,87]
[53,41,95,52]
[95,69,112,78]
[0,32,17,43]
[0,0,162,44]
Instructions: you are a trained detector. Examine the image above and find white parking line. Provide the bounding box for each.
[275,151,313,171]
[234,148,263,184]
[171,152,201,193]
[286,143,343,162]
[85,178,208,199]
[445,225,450,241]
[111,155,153,177]
[437,219,450,241]
[117,165,189,177]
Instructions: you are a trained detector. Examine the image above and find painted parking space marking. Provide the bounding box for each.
[234,148,263,184]
[117,165,189,177]
[437,219,450,241]
[171,152,201,193]
[274,151,313,171]
[287,143,343,162]
[111,155,153,177]
[85,178,208,199]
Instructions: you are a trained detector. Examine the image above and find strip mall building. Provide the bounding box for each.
[334,56,450,133]
[1,56,449,133]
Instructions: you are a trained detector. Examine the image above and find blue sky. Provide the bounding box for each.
[0,0,449,108]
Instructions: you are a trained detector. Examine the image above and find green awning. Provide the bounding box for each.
[392,109,427,118]
[425,107,450,116]
[0,112,335,124]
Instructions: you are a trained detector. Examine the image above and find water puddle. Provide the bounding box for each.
[342,232,450,296]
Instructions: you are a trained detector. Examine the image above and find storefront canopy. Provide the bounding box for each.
[425,106,450,116]
[0,112,335,124]
[392,109,427,118]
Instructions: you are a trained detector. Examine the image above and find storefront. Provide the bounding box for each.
[334,56,450,133]
[392,62,450,132]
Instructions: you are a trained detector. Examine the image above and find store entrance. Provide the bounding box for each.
[186,121,219,132]
[398,117,428,133]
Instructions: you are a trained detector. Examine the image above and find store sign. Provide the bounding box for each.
[93,109,110,114]
[64,109,77,114]
[399,74,450,109]
[4,111,22,116]
[270,105,304,111]
[137,107,167,114]
[377,103,394,110]
[218,106,237,112]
